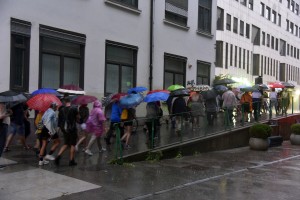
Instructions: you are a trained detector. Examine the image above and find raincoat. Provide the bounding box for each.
[86,100,106,137]
[42,108,57,135]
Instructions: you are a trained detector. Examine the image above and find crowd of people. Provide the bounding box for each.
[0,86,292,168]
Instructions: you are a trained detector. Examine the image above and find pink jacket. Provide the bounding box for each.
[86,100,106,137]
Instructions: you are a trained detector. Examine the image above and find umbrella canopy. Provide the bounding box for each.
[214,85,228,92]
[240,87,257,92]
[57,84,85,95]
[111,93,127,101]
[32,88,61,96]
[144,92,169,102]
[0,91,27,103]
[101,93,115,107]
[128,86,148,94]
[167,84,185,91]
[27,94,62,112]
[120,93,143,108]
[281,82,295,88]
[71,95,97,105]
[170,88,190,97]
[147,89,170,95]
[201,89,218,100]
[190,85,211,92]
[268,82,285,88]
[214,78,236,85]
[253,84,269,90]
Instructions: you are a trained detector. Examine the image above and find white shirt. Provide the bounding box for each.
[269,92,277,99]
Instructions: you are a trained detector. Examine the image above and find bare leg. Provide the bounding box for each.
[57,145,68,157]
[70,145,75,161]
[4,134,14,149]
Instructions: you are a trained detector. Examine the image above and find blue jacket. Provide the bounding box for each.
[110,103,122,123]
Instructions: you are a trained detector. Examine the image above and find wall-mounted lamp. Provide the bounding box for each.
[188,64,192,69]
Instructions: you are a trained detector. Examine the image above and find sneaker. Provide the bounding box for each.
[0,165,6,170]
[99,147,107,153]
[85,149,93,156]
[38,160,49,166]
[3,147,10,153]
[81,148,86,152]
[44,154,55,161]
[69,160,77,166]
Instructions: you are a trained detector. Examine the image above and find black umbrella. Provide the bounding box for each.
[201,89,218,100]
[170,89,190,97]
[281,82,295,88]
[0,91,27,103]
[214,78,236,85]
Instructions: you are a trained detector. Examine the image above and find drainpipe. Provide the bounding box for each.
[149,0,154,91]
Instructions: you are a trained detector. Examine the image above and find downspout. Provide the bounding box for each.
[149,0,154,91]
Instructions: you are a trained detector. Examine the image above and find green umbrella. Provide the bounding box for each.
[167,84,185,91]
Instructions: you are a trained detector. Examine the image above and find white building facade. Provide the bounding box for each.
[216,0,300,109]
[0,0,217,102]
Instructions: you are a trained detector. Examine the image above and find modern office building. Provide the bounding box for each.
[0,0,217,101]
[216,0,300,108]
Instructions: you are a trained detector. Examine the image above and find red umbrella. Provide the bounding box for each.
[71,95,97,105]
[268,82,285,88]
[57,84,85,95]
[147,89,170,95]
[27,94,62,112]
[111,93,127,101]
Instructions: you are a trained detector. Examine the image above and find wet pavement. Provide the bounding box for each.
[1,111,300,199]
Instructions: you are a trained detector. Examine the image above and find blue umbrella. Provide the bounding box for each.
[144,92,169,102]
[128,86,147,94]
[120,93,144,108]
[32,88,60,96]
[214,85,228,92]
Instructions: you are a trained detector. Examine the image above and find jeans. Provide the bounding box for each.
[0,124,8,157]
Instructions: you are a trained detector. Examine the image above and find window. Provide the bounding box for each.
[105,41,137,94]
[278,14,281,26]
[264,56,266,74]
[217,7,224,30]
[243,49,246,69]
[290,22,294,33]
[225,43,228,69]
[198,0,212,34]
[230,44,233,66]
[197,61,210,85]
[286,19,289,31]
[164,54,186,88]
[235,46,238,67]
[280,39,286,56]
[246,23,250,38]
[239,47,242,68]
[251,25,260,45]
[260,2,265,16]
[165,0,188,26]
[265,7,271,20]
[296,4,299,15]
[240,0,246,6]
[275,38,279,50]
[10,18,31,92]
[253,54,260,75]
[272,10,277,23]
[233,17,238,34]
[262,31,265,45]
[215,41,223,67]
[226,14,231,31]
[248,0,253,10]
[287,0,291,9]
[240,20,244,36]
[247,50,249,74]
[112,0,138,8]
[287,44,290,55]
[271,36,274,49]
[40,26,85,89]
[291,0,295,12]
[260,55,264,75]
[296,25,298,36]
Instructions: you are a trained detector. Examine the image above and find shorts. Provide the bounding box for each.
[242,103,250,113]
[9,123,25,136]
[62,130,78,146]
[124,121,133,127]
[39,126,59,140]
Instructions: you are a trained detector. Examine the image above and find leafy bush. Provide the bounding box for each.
[291,124,300,135]
[249,124,272,139]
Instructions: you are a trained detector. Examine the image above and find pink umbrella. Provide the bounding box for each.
[71,95,97,105]
[268,82,285,89]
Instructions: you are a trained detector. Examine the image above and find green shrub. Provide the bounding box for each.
[291,124,300,135]
[249,124,272,139]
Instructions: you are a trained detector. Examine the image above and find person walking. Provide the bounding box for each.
[281,88,290,115]
[104,100,122,145]
[0,103,12,168]
[4,103,30,152]
[120,107,136,149]
[38,103,60,166]
[202,89,218,126]
[84,100,106,156]
[189,92,205,130]
[269,88,278,115]
[55,97,79,166]
[145,101,159,147]
[240,91,253,122]
[222,87,237,125]
[252,90,262,121]
[75,104,90,152]
[171,95,188,132]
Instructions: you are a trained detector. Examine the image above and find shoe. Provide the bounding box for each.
[3,147,10,153]
[75,145,79,152]
[124,145,131,149]
[38,160,49,166]
[44,154,55,161]
[0,165,6,169]
[69,160,77,166]
[85,149,93,156]
[99,147,106,153]
[54,156,61,166]
[81,148,86,152]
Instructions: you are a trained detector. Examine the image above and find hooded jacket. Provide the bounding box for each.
[86,100,106,136]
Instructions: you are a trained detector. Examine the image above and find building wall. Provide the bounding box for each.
[0,0,216,97]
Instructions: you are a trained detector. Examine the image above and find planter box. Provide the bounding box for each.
[249,137,269,151]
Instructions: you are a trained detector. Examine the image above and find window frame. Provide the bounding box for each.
[196,61,211,85]
[198,0,212,34]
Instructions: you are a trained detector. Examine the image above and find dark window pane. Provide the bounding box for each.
[105,64,119,94]
[41,54,60,88]
[107,45,134,65]
[121,65,134,93]
[64,57,80,86]
[14,48,25,87]
[42,37,80,56]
